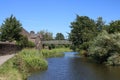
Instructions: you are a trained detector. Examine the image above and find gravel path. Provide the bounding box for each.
[0,54,15,66]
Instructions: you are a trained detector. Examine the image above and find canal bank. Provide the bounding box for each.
[28,52,120,80]
[0,48,71,80]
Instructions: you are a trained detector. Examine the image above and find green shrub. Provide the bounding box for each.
[16,36,29,48]
[27,41,35,48]
[107,53,120,66]
[16,36,35,48]
[79,50,88,57]
[15,49,48,72]
[89,30,120,64]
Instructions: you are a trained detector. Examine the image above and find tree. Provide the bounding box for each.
[69,15,97,51]
[0,15,22,42]
[89,30,120,65]
[96,17,105,31]
[106,20,120,34]
[0,28,1,35]
[0,27,1,32]
[55,33,65,40]
[38,30,53,40]
[16,35,29,48]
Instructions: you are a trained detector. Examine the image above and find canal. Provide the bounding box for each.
[28,52,120,80]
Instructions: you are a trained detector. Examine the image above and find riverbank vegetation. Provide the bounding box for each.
[0,48,71,80]
[69,15,120,66]
[41,48,72,58]
[89,30,120,65]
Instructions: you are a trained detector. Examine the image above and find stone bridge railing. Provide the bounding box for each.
[42,40,72,45]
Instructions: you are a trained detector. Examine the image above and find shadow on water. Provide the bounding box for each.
[28,52,120,80]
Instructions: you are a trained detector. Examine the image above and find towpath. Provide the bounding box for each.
[0,54,15,66]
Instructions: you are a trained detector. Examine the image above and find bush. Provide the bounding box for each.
[15,49,48,72]
[107,53,120,66]
[16,36,29,48]
[89,30,120,64]
[80,41,92,51]
[16,36,35,48]
[27,41,35,48]
[79,50,88,57]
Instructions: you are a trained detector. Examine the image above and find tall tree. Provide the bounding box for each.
[0,15,22,41]
[0,27,1,33]
[39,30,53,40]
[107,20,120,34]
[55,33,65,40]
[96,17,105,31]
[69,15,97,51]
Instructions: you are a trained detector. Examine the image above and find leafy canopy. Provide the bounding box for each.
[106,20,120,34]
[89,30,120,64]
[69,15,97,51]
[39,30,53,40]
[55,33,65,40]
[0,15,22,42]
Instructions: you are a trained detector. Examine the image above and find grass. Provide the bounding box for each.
[0,48,48,80]
[0,48,72,80]
[41,48,72,58]
[0,58,23,80]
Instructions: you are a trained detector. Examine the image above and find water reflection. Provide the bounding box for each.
[28,52,120,80]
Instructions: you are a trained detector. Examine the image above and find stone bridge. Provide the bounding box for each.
[42,40,72,45]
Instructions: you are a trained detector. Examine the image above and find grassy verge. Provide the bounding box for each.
[0,49,48,80]
[41,48,72,58]
[0,48,71,80]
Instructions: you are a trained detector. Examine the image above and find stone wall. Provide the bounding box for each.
[0,42,20,56]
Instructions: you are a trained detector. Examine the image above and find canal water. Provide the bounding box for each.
[28,52,120,80]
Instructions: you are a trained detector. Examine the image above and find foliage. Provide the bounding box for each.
[0,28,1,32]
[0,15,35,48]
[0,15,22,42]
[43,44,55,49]
[16,36,35,48]
[106,20,120,34]
[41,48,71,58]
[55,44,68,48]
[16,36,29,48]
[77,50,88,57]
[69,15,97,51]
[107,53,120,66]
[0,59,22,80]
[0,49,48,80]
[38,30,53,40]
[41,49,64,58]
[27,41,35,48]
[14,49,48,73]
[96,17,105,32]
[55,33,65,40]
[89,30,120,64]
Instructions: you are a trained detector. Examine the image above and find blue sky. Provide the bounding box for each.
[0,0,120,38]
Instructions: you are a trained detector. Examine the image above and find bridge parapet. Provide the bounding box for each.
[42,40,72,45]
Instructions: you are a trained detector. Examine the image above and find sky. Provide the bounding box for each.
[0,0,120,38]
